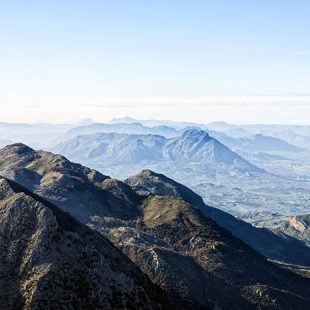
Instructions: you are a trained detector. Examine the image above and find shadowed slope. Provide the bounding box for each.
[0,176,173,309]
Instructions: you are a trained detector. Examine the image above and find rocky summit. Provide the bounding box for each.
[0,144,310,309]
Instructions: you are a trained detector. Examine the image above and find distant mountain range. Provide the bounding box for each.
[214,133,303,153]
[206,122,310,150]
[109,116,204,130]
[238,134,303,152]
[56,132,166,164]
[65,122,179,139]
[111,118,310,144]
[109,118,310,151]
[54,129,263,172]
[0,143,310,308]
[0,121,76,148]
[0,117,309,152]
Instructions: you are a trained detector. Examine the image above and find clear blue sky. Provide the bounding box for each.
[0,1,309,123]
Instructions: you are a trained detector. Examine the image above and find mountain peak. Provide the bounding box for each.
[182,128,210,139]
[163,129,262,171]
[125,169,205,207]
[139,169,161,177]
[1,143,35,155]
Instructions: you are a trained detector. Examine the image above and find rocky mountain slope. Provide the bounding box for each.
[54,129,262,172]
[0,176,171,309]
[125,170,310,267]
[277,214,310,246]
[0,144,308,266]
[0,143,143,222]
[0,144,310,308]
[243,212,310,247]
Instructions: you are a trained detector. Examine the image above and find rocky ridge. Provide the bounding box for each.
[0,144,310,309]
[0,176,171,309]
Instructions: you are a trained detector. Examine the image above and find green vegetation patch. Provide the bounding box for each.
[142,196,190,228]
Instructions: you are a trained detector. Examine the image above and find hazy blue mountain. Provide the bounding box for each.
[178,131,303,157]
[162,129,262,171]
[56,132,166,164]
[206,130,243,148]
[271,131,310,150]
[65,122,179,139]
[238,134,303,152]
[245,152,289,161]
[55,129,262,172]
[211,133,302,153]
[109,117,206,130]
[207,122,310,136]
[205,122,310,150]
[206,121,236,132]
[108,118,310,152]
[0,122,76,148]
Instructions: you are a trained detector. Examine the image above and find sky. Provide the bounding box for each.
[0,0,309,124]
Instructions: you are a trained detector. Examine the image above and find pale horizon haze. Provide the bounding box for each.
[0,1,309,124]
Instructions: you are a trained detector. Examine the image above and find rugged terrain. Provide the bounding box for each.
[0,144,310,309]
[243,211,310,247]
[0,176,170,309]
[125,170,310,267]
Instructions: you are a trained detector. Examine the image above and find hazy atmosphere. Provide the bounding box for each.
[1,0,309,123]
[1,1,310,309]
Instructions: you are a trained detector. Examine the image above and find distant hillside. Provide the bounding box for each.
[65,122,179,139]
[162,129,262,171]
[54,129,263,172]
[206,122,310,150]
[55,132,165,164]
[206,132,303,153]
[238,134,303,152]
[109,117,204,129]
[0,122,74,148]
